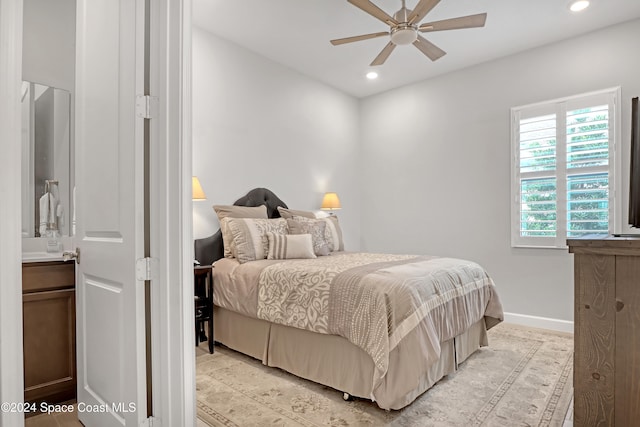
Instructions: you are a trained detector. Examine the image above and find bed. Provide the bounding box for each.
[194,188,504,411]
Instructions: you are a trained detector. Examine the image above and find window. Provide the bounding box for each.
[511,88,620,248]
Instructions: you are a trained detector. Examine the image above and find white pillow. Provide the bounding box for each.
[267,233,316,260]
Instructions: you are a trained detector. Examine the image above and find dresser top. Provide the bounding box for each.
[568,234,640,254]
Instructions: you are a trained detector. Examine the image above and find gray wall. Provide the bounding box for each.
[22,0,75,91]
[359,19,640,322]
[192,28,362,248]
[21,0,75,239]
[192,19,640,324]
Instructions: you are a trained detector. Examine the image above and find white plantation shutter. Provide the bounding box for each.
[511,88,620,248]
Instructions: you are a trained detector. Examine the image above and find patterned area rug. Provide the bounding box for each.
[196,323,573,426]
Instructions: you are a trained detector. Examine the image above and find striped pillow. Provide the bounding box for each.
[266,233,316,260]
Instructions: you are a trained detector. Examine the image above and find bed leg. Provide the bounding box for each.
[342,392,353,401]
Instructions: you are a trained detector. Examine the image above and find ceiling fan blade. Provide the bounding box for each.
[407,0,441,25]
[413,35,446,61]
[347,0,398,26]
[330,32,389,46]
[419,13,487,32]
[370,42,396,66]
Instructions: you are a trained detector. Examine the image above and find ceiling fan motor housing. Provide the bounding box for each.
[391,25,418,45]
[391,6,417,45]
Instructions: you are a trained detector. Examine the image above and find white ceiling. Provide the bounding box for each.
[192,0,640,98]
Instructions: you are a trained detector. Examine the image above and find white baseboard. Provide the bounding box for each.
[503,312,574,334]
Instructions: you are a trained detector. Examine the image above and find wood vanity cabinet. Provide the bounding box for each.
[22,261,76,405]
[568,237,640,427]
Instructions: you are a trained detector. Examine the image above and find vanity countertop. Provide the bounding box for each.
[22,252,65,263]
[23,236,72,263]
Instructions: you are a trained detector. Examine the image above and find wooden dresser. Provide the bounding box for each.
[22,261,76,405]
[568,236,640,426]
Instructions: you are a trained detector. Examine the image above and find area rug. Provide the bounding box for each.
[196,323,573,426]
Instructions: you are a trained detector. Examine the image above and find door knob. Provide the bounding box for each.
[63,248,80,264]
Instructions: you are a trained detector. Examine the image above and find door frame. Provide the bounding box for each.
[0,0,194,425]
[0,0,26,425]
[148,0,195,425]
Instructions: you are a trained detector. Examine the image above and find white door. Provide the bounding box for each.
[74,0,148,425]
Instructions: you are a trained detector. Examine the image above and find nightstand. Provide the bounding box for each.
[194,264,214,353]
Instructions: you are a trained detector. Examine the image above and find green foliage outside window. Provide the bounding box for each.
[520,107,609,238]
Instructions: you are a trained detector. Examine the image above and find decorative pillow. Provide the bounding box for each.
[292,215,344,252]
[214,205,268,258]
[221,217,288,263]
[266,233,316,260]
[286,218,330,256]
[277,206,316,220]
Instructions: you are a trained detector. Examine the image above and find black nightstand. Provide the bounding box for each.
[194,264,214,353]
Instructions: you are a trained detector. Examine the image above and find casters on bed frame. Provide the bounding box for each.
[342,392,353,401]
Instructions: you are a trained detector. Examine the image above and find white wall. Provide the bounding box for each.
[22,0,75,91]
[360,19,640,323]
[22,0,75,243]
[192,27,361,248]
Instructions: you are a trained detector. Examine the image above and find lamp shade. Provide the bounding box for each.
[192,176,207,200]
[320,192,341,210]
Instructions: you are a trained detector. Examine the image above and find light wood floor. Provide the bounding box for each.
[24,403,81,427]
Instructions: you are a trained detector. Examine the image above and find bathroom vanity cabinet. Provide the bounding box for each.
[22,261,76,404]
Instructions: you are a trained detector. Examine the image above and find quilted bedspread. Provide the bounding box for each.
[254,252,503,390]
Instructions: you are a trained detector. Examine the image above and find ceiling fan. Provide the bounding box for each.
[331,0,487,66]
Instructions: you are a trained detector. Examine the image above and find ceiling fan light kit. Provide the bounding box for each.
[331,0,487,66]
[391,25,418,45]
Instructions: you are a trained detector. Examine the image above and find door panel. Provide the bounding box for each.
[84,278,124,410]
[75,0,147,424]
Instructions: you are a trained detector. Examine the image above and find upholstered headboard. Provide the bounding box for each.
[194,188,288,266]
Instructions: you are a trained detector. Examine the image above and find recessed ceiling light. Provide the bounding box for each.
[569,0,590,12]
[366,71,378,80]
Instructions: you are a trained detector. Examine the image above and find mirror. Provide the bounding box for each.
[21,81,73,238]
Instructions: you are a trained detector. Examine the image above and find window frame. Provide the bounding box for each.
[510,87,621,248]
